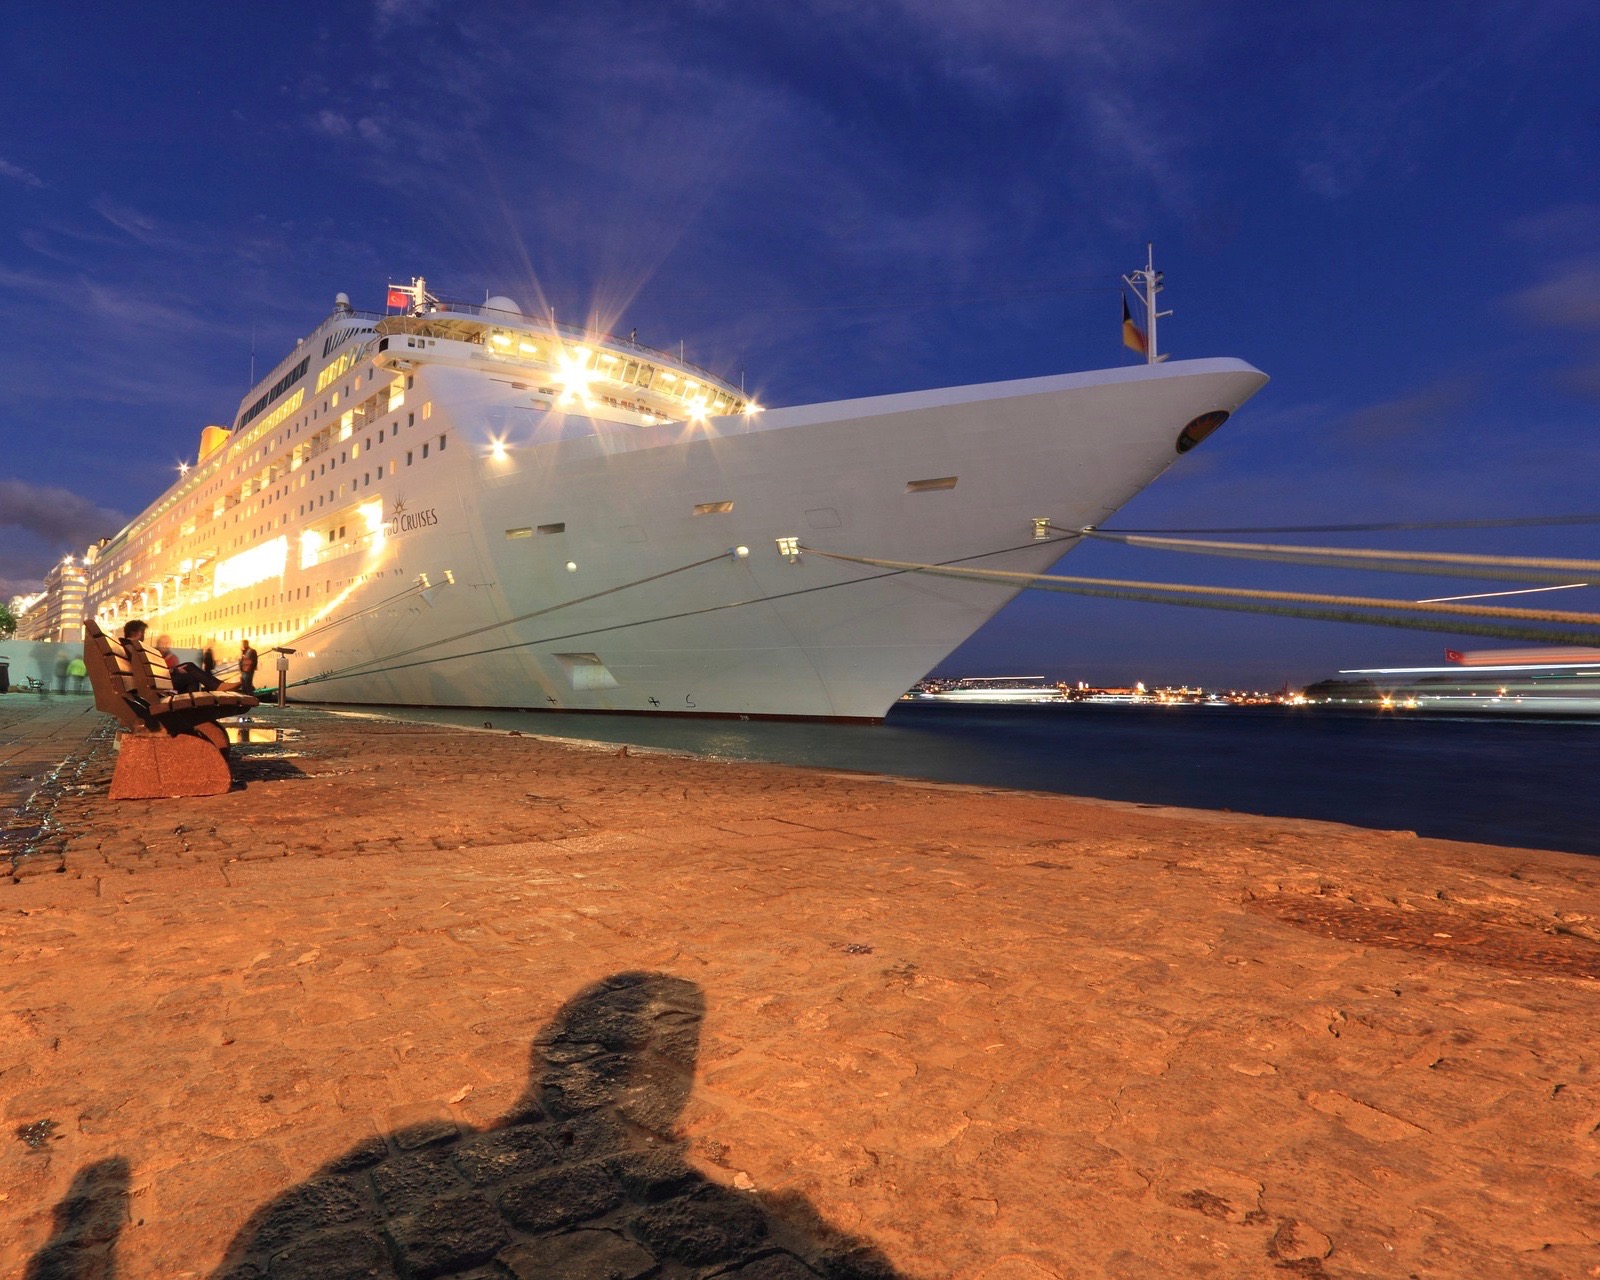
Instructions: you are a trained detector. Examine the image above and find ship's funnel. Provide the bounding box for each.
[198,424,232,462]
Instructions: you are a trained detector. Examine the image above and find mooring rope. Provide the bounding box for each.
[1071,529,1600,587]
[292,577,438,648]
[800,548,1600,647]
[1096,514,1600,535]
[289,536,1068,689]
[294,552,735,687]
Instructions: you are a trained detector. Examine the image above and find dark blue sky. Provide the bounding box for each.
[2,1,1596,686]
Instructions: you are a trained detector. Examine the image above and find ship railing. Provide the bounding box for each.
[396,297,735,390]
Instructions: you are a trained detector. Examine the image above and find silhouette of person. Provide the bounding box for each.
[25,1156,130,1280]
[185,972,903,1278]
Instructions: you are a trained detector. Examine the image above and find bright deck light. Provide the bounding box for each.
[555,346,598,405]
[490,438,508,461]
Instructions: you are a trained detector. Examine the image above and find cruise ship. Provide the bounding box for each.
[80,279,1267,720]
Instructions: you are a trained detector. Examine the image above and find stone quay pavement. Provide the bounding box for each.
[1,697,1597,1280]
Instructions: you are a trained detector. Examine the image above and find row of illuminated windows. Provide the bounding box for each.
[238,355,310,429]
[90,348,422,599]
[481,328,745,416]
[316,350,356,393]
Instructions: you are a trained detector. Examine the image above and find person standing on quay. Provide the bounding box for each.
[238,640,258,695]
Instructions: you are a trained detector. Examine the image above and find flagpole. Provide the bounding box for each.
[1121,243,1172,365]
[1144,243,1159,364]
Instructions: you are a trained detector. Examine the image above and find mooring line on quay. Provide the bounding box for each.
[1071,529,1600,586]
[289,536,1078,689]
[799,548,1600,648]
[1095,513,1600,535]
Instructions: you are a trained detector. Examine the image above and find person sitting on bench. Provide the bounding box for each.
[154,634,219,694]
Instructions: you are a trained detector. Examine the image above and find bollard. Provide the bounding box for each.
[271,647,297,708]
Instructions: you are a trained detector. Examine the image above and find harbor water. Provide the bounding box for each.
[351,701,1600,858]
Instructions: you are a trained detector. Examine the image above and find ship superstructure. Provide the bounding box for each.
[81,276,1268,719]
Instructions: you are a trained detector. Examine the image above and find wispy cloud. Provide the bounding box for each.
[1507,252,1600,401]
[1341,377,1480,443]
[373,0,438,35]
[1509,254,1600,330]
[0,157,44,188]
[89,196,191,250]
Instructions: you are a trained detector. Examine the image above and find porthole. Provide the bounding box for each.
[1177,410,1229,454]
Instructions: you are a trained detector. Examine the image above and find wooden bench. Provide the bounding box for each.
[83,620,260,799]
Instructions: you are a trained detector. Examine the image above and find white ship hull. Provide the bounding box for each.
[299,361,1264,719]
[79,292,1266,722]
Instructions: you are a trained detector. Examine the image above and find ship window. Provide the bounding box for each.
[379,430,384,442]
[505,527,534,540]
[906,476,959,493]
[693,500,734,516]
[422,444,429,458]
[538,522,566,535]
[423,402,432,419]
[406,451,413,466]
[438,435,446,450]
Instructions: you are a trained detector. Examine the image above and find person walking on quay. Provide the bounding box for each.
[66,655,87,694]
[200,640,216,684]
[237,639,258,696]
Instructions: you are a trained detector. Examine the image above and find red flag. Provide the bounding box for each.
[387,287,411,309]
[1122,295,1147,356]
[1444,649,1464,663]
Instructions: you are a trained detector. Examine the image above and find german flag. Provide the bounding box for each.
[1122,295,1147,356]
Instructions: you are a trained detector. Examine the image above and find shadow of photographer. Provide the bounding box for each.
[31,972,905,1279]
[25,1156,129,1280]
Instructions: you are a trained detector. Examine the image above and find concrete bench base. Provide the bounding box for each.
[109,732,232,800]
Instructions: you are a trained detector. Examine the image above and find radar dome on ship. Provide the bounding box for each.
[334,291,351,310]
[484,295,522,315]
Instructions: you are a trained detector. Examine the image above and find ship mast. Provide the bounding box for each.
[1122,243,1171,364]
[389,276,439,315]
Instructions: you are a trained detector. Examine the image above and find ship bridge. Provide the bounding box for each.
[371,294,754,424]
